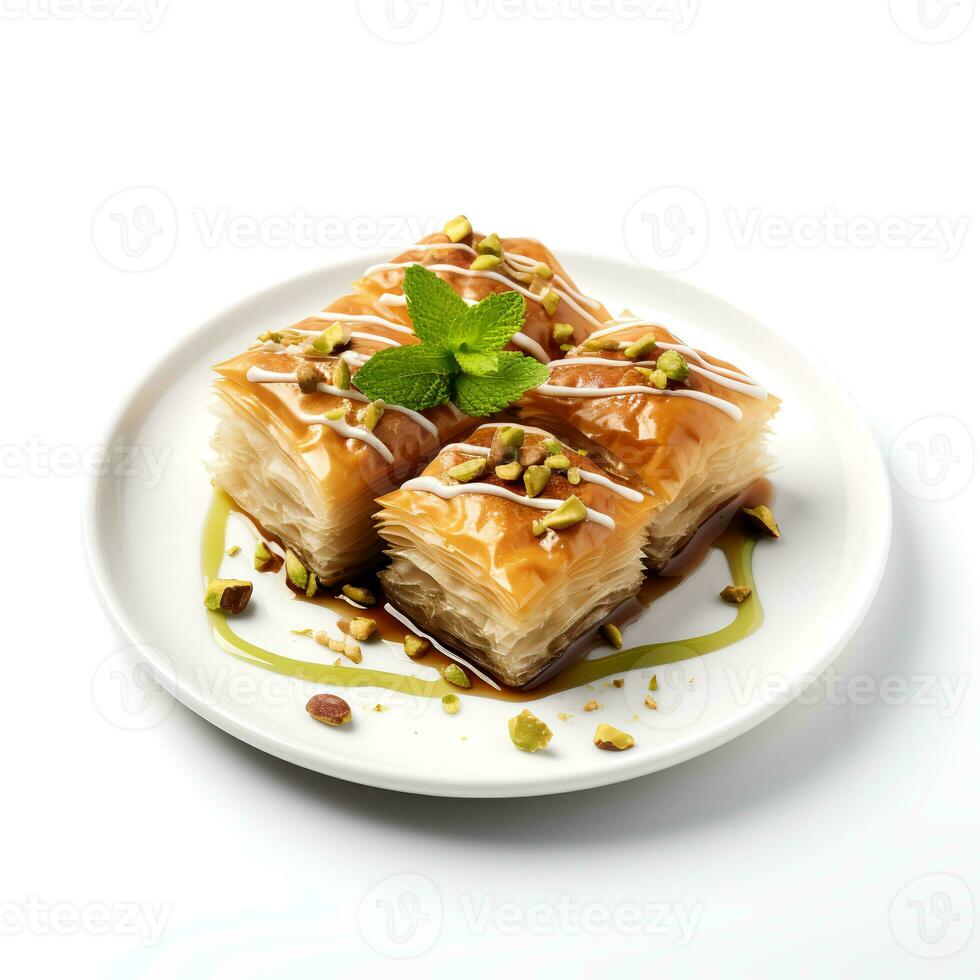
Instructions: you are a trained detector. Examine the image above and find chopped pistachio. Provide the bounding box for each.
[476,232,502,257]
[531,519,546,537]
[442,694,461,715]
[342,640,362,664]
[600,623,623,649]
[323,406,347,422]
[446,457,487,483]
[553,322,574,344]
[296,361,322,393]
[498,424,525,450]
[583,337,622,352]
[624,333,658,360]
[720,585,753,604]
[537,495,587,532]
[593,723,636,751]
[341,584,376,606]
[306,693,352,727]
[559,343,574,352]
[566,466,582,485]
[305,572,318,598]
[505,263,534,284]
[373,703,388,712]
[644,695,658,710]
[648,674,659,692]
[583,699,601,712]
[312,322,347,356]
[442,663,471,689]
[284,549,308,591]
[636,367,668,390]
[349,616,376,641]
[225,545,241,557]
[357,399,385,432]
[613,678,624,688]
[203,578,252,615]
[443,214,472,243]
[470,254,501,271]
[534,262,553,280]
[523,464,551,498]
[519,442,549,467]
[742,504,781,538]
[291,628,314,637]
[488,425,523,466]
[315,631,336,649]
[508,708,553,753]
[257,330,284,344]
[545,453,570,471]
[332,358,351,390]
[403,634,429,658]
[495,461,523,482]
[657,349,690,381]
[557,712,573,722]
[540,288,561,316]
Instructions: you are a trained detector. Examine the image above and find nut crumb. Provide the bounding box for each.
[372,703,388,713]
[583,699,602,712]
[557,712,573,721]
[612,678,624,688]
[645,696,658,710]
[225,545,241,557]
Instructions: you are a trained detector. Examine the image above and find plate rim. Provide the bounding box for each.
[83,252,893,797]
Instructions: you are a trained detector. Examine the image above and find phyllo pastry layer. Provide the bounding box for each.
[518,317,780,568]
[374,424,657,688]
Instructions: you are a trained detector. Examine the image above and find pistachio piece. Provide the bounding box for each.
[583,337,622,352]
[306,693,352,727]
[203,578,253,615]
[443,214,472,243]
[644,695,658,710]
[443,663,471,688]
[559,343,574,352]
[284,549,308,591]
[624,333,658,360]
[742,504,781,538]
[470,254,501,271]
[648,674,659,692]
[476,232,502,257]
[296,361,322,394]
[324,406,347,421]
[518,443,549,467]
[403,634,429,658]
[446,457,487,483]
[523,464,551,498]
[342,640,362,664]
[612,678,624,688]
[720,585,753,604]
[257,330,284,344]
[357,399,385,432]
[600,623,623,649]
[594,723,635,751]
[545,453,571,471]
[657,349,690,381]
[341,584,377,606]
[489,424,525,465]
[495,461,523,482]
[583,699,601,712]
[540,288,561,316]
[534,262,553,280]
[552,322,574,344]
[635,367,668,390]
[349,616,376,641]
[508,708,553,753]
[225,545,241,557]
[442,694,461,715]
[543,439,562,455]
[566,466,582,485]
[332,358,351,390]
[305,572,318,598]
[531,519,546,538]
[312,322,347,356]
[538,495,587,532]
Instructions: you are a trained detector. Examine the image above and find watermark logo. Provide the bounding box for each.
[358,0,443,43]
[889,415,974,501]
[358,873,442,958]
[0,438,171,487]
[92,646,176,731]
[92,186,177,272]
[0,0,168,31]
[623,186,709,273]
[890,873,974,958]
[0,896,172,946]
[888,0,974,43]
[622,655,710,731]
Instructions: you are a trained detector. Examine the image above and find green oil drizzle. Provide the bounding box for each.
[202,490,763,703]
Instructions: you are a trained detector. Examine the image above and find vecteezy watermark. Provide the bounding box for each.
[91,646,176,732]
[458,895,702,942]
[726,207,969,262]
[889,416,974,501]
[357,0,443,43]
[0,439,172,488]
[888,0,975,43]
[623,186,710,273]
[92,187,178,272]
[890,873,975,958]
[358,874,443,958]
[0,896,173,946]
[0,0,168,31]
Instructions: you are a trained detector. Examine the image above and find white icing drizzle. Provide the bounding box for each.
[350,331,402,347]
[245,367,439,436]
[510,331,550,364]
[504,251,604,312]
[378,293,407,307]
[535,383,744,421]
[295,409,394,463]
[402,476,616,529]
[309,311,415,336]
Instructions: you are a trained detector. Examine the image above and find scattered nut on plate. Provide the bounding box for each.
[306,694,352,727]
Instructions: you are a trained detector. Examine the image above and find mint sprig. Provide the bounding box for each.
[354,264,549,416]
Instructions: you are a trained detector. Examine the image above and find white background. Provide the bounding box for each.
[1,1,978,976]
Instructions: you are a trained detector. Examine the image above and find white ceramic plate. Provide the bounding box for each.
[85,253,891,797]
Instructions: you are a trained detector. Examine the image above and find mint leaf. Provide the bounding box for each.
[454,349,498,377]
[452,351,550,417]
[403,264,466,348]
[353,345,455,411]
[448,290,525,354]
